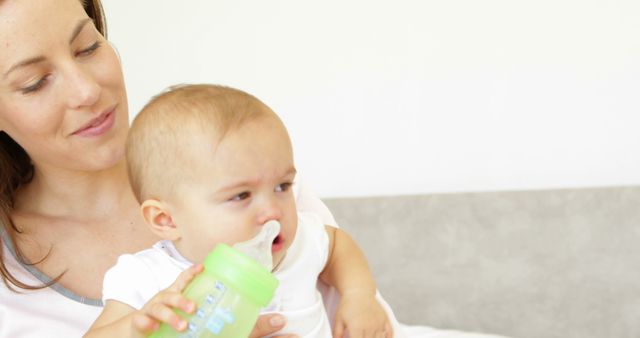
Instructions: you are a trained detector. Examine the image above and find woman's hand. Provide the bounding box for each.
[249,314,298,338]
[131,264,203,336]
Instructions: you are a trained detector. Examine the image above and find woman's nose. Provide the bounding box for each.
[64,64,101,109]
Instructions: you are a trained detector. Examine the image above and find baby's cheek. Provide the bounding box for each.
[271,252,281,271]
[286,220,298,240]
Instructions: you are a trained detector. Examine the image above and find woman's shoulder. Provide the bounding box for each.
[1,241,102,337]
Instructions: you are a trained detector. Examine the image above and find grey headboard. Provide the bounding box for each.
[323,186,640,338]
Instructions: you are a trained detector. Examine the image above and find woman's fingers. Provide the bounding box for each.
[248,314,296,338]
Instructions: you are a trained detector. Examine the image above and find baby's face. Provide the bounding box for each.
[169,115,298,268]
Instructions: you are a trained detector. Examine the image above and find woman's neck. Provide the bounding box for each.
[14,159,135,222]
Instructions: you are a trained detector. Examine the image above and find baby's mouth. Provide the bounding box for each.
[271,235,287,272]
[232,220,281,271]
[273,234,283,246]
[271,233,287,252]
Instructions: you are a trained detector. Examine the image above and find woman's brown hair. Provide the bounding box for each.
[0,0,107,291]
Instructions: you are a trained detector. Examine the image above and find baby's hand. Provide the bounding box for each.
[334,290,392,338]
[131,264,203,337]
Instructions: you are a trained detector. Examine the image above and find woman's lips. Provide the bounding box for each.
[72,106,116,137]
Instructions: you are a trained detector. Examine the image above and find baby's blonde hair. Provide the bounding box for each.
[126,84,273,203]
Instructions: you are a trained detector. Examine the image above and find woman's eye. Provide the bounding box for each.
[275,182,292,193]
[231,191,251,201]
[76,41,101,57]
[20,76,49,94]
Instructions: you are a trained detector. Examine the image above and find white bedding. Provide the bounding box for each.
[320,282,509,338]
[401,324,509,338]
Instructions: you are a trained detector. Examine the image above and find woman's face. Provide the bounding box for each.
[0,0,129,173]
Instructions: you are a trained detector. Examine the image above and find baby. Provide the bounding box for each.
[85,84,395,337]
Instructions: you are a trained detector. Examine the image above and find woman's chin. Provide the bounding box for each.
[82,148,127,173]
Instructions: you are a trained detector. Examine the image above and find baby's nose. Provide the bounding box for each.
[257,198,282,225]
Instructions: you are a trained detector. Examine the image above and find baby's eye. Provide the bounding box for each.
[275,182,292,193]
[230,191,251,201]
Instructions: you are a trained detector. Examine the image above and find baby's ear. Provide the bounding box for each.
[140,199,181,240]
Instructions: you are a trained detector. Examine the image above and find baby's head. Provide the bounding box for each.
[126,84,297,266]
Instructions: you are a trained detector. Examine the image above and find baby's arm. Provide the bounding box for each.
[83,264,202,338]
[320,226,393,338]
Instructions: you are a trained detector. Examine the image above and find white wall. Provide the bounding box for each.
[103,0,640,198]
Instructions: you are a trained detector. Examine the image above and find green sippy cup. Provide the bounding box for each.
[149,243,279,338]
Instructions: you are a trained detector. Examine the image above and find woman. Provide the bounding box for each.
[0,1,505,338]
[0,0,303,336]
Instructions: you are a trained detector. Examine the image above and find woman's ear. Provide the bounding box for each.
[140,199,181,240]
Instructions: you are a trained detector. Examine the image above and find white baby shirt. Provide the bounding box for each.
[102,212,332,337]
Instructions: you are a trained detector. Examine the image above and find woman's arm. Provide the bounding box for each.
[249,314,297,338]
